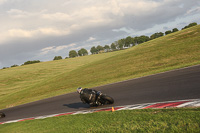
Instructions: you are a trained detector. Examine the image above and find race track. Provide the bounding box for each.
[1,65,200,122]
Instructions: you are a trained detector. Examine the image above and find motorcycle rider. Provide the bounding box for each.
[77,87,102,106]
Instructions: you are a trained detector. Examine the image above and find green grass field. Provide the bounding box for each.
[0,25,200,110]
[1,108,200,133]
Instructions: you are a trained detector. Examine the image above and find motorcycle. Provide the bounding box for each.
[92,92,114,106]
[78,88,114,107]
[0,112,5,118]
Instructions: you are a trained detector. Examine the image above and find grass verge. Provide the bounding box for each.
[0,108,200,133]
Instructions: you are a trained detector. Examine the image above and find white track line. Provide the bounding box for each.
[1,99,200,125]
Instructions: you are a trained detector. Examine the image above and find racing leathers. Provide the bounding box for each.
[79,88,101,106]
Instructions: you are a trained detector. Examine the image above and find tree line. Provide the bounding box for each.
[1,22,198,69]
[66,22,197,57]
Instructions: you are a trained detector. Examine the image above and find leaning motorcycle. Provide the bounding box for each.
[94,92,114,106]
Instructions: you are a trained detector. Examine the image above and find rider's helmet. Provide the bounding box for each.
[77,87,82,94]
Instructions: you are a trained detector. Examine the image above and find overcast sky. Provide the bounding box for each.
[0,0,200,68]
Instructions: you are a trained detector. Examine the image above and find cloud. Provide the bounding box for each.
[40,46,55,55]
[186,6,200,15]
[0,0,200,68]
[0,0,7,5]
[41,12,71,21]
[0,28,70,44]
[87,37,96,42]
[0,1,182,43]
[8,29,36,38]
[119,0,159,16]
[40,43,76,55]
[7,9,30,18]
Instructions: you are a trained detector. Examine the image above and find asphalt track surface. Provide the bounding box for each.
[1,65,200,122]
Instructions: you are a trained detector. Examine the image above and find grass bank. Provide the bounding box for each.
[0,25,200,109]
[0,108,200,132]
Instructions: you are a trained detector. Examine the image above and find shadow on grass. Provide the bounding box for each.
[63,102,90,109]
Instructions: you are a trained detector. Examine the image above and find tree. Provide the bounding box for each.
[150,32,164,40]
[90,46,97,54]
[137,35,150,44]
[96,45,104,53]
[111,43,116,51]
[104,45,110,52]
[172,28,179,32]
[165,30,172,35]
[23,60,40,65]
[53,56,62,60]
[78,48,88,56]
[69,50,78,58]
[182,22,197,30]
[11,64,18,67]
[116,39,125,50]
[134,36,139,45]
[188,22,197,28]
[78,50,81,56]
[125,36,134,47]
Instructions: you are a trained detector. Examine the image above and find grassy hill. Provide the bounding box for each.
[0,25,200,110]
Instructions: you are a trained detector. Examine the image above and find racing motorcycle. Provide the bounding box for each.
[78,88,114,107]
[95,92,114,106]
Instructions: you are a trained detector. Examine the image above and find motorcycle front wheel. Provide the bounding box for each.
[101,95,114,104]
